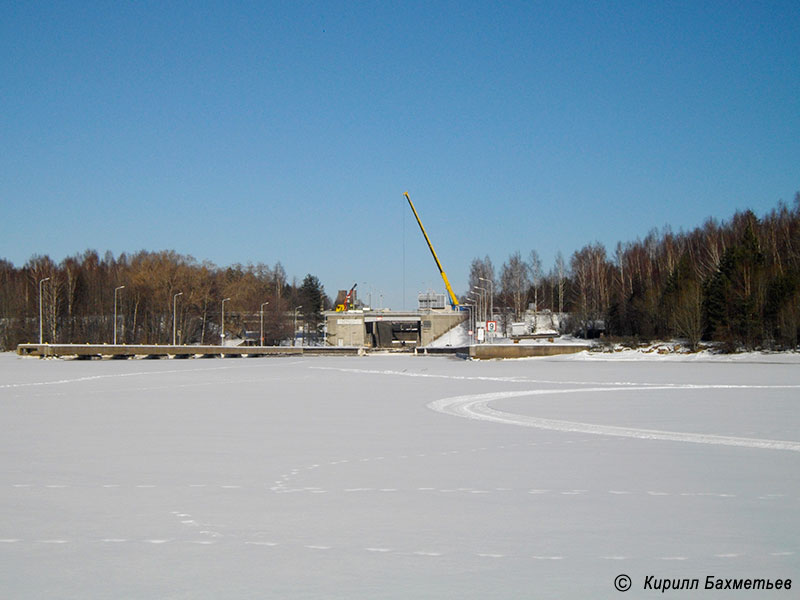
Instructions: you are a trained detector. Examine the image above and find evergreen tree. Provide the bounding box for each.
[703,219,766,348]
[298,274,328,332]
[765,270,800,347]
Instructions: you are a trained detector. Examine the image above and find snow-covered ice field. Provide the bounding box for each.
[1,351,798,598]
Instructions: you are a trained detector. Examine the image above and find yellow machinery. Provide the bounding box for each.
[404,192,459,308]
[335,283,357,312]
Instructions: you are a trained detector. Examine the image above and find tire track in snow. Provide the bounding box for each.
[317,365,800,451]
[311,366,689,387]
[428,387,800,452]
[311,365,800,390]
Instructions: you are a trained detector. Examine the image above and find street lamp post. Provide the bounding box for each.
[221,298,231,346]
[462,303,475,344]
[475,286,487,323]
[260,301,269,346]
[479,277,494,322]
[114,285,126,345]
[39,277,50,344]
[467,291,481,343]
[467,290,480,322]
[294,306,302,347]
[173,292,183,345]
[362,282,373,309]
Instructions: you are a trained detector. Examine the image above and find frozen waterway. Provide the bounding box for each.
[1,351,798,598]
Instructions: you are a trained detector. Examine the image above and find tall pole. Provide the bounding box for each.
[221,297,231,346]
[475,286,487,323]
[294,306,302,347]
[260,301,269,346]
[114,285,125,345]
[468,290,480,342]
[468,290,479,321]
[479,277,493,339]
[173,292,183,345]
[479,277,493,322]
[39,277,50,344]
[362,282,372,309]
[463,303,474,344]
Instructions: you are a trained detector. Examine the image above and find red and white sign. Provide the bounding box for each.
[486,320,497,333]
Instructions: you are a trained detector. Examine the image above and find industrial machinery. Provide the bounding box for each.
[335,283,357,312]
[404,192,459,308]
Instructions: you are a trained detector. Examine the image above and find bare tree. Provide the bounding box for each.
[570,243,610,330]
[528,250,542,312]
[671,279,704,350]
[500,251,530,320]
[555,251,566,314]
[467,256,495,295]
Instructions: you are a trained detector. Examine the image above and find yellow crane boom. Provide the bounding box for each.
[404,192,460,308]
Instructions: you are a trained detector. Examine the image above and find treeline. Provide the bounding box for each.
[0,250,331,350]
[468,196,800,350]
[4,198,799,352]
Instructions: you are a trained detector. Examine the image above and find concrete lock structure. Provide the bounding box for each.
[325,309,465,348]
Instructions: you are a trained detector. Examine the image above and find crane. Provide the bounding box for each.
[404,192,460,308]
[335,283,357,312]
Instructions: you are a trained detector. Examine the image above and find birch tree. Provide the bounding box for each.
[501,251,530,320]
[528,250,542,312]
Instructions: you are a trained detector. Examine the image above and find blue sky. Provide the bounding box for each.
[2,1,799,309]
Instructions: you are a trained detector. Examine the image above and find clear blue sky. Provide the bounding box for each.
[3,1,799,309]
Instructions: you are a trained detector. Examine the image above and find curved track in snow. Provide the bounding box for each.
[428,386,800,452]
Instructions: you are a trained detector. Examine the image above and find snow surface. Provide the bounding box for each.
[424,321,474,347]
[1,351,798,598]
[425,322,592,347]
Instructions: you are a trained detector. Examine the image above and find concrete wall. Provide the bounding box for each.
[470,344,586,359]
[325,310,466,348]
[16,344,362,358]
[420,311,466,346]
[325,313,366,347]
[423,344,587,359]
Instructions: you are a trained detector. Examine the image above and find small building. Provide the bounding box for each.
[418,291,447,310]
[510,308,564,338]
[325,308,465,348]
